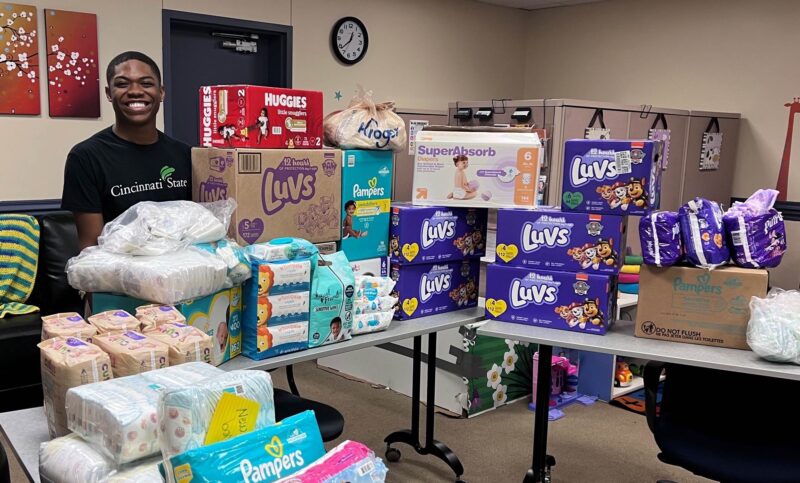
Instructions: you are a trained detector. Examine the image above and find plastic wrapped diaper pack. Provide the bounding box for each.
[639,211,682,267]
[277,440,388,483]
[41,312,98,342]
[92,331,170,377]
[135,305,186,332]
[747,289,800,364]
[679,198,730,268]
[158,370,276,478]
[245,237,319,264]
[88,310,141,334]
[167,410,324,483]
[352,312,394,335]
[195,238,251,287]
[65,362,222,465]
[143,322,214,365]
[39,337,113,438]
[39,434,162,483]
[355,275,396,298]
[67,247,228,305]
[723,189,787,268]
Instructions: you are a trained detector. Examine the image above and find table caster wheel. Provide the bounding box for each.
[455,479,467,483]
[385,447,401,462]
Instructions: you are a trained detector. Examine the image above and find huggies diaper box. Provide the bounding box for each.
[562,139,663,215]
[412,128,542,209]
[340,150,393,261]
[485,264,616,335]
[389,203,488,265]
[391,259,480,320]
[192,148,342,244]
[199,85,323,149]
[495,208,626,274]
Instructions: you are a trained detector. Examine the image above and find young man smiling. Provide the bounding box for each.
[61,51,191,249]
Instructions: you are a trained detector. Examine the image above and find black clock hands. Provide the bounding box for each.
[341,31,355,50]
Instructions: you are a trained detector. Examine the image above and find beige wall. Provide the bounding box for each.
[2,0,525,201]
[523,0,800,201]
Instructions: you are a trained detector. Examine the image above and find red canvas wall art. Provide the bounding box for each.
[0,3,40,115]
[44,9,99,118]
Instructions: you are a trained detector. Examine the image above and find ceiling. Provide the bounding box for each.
[476,0,604,10]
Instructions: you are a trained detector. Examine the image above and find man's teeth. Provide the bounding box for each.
[128,102,147,108]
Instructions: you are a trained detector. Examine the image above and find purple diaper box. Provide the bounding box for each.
[390,259,480,320]
[495,208,626,274]
[485,264,615,335]
[561,139,663,216]
[389,203,488,265]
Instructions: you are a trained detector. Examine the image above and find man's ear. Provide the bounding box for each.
[105,86,112,102]
[160,85,165,103]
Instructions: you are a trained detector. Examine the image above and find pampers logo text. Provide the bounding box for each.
[420,267,452,302]
[510,277,559,308]
[238,436,305,482]
[358,118,400,149]
[521,222,571,252]
[673,274,722,295]
[353,182,385,198]
[570,150,619,187]
[261,157,317,215]
[417,145,497,157]
[421,218,456,249]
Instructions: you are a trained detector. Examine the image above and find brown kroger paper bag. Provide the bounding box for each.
[323,87,407,152]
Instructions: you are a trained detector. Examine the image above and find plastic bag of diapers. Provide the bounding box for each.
[323,87,407,152]
[167,410,324,483]
[747,288,800,364]
[723,189,787,268]
[309,252,355,348]
[639,211,682,267]
[678,197,730,268]
[276,440,388,483]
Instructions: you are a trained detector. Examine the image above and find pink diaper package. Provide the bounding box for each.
[277,440,388,482]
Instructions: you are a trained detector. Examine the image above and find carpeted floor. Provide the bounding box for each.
[2,360,712,482]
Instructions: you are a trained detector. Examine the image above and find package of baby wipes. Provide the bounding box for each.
[41,312,98,342]
[352,312,394,335]
[143,322,214,365]
[88,310,141,334]
[167,410,324,483]
[309,252,355,348]
[159,370,276,480]
[135,304,186,332]
[66,362,222,465]
[276,440,388,483]
[92,331,170,377]
[255,259,313,296]
[245,237,319,264]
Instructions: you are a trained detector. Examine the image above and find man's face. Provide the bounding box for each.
[105,59,163,126]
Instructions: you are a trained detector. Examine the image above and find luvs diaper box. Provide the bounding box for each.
[192,148,342,244]
[199,85,323,149]
[495,208,626,274]
[391,259,480,320]
[389,203,488,265]
[340,150,393,261]
[412,128,542,208]
[562,139,663,215]
[484,264,615,335]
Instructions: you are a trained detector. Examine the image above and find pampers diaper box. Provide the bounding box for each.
[192,148,342,244]
[92,286,243,365]
[389,203,488,265]
[391,259,480,320]
[485,264,616,335]
[199,85,323,149]
[495,208,626,274]
[561,139,663,216]
[412,128,542,209]
[340,150,393,261]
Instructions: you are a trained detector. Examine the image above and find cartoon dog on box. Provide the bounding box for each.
[554,298,604,330]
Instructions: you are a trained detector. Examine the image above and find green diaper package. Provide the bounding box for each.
[309,252,355,348]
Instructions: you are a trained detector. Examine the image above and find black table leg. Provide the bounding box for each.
[384,333,466,482]
[525,343,555,483]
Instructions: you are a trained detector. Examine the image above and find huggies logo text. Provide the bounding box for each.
[420,272,452,302]
[264,93,307,108]
[510,279,558,308]
[421,219,456,249]
[201,86,213,147]
[570,154,618,187]
[521,222,571,252]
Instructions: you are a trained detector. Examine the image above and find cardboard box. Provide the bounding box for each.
[495,208,626,274]
[192,148,342,244]
[391,260,480,320]
[92,286,243,366]
[341,150,393,261]
[199,85,323,149]
[562,139,663,215]
[349,257,388,277]
[412,129,542,209]
[635,265,768,349]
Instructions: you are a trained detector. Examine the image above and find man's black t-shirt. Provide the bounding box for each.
[61,127,192,222]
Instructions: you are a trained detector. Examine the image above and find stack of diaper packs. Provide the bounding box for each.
[243,237,316,359]
[389,203,485,319]
[41,313,98,342]
[352,276,398,335]
[486,207,624,335]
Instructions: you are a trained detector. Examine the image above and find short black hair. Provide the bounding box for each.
[106,51,161,85]
[331,317,341,326]
[344,200,356,210]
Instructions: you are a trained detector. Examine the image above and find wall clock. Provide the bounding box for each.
[331,17,368,65]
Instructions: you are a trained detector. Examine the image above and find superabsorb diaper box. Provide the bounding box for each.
[340,149,393,261]
[391,259,480,320]
[192,148,342,245]
[485,264,616,335]
[495,208,626,274]
[389,203,488,265]
[561,139,663,215]
[412,128,542,209]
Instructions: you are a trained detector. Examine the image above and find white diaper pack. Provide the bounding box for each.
[65,362,222,464]
[412,128,542,209]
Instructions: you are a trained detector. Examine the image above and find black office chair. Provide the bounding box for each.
[273,365,345,442]
[644,362,800,483]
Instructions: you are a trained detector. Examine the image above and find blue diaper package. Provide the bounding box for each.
[168,410,324,483]
[309,252,355,348]
[639,211,682,267]
[679,198,730,268]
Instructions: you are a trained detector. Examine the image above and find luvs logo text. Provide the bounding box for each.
[421,218,456,248]
[510,278,558,308]
[570,154,618,187]
[262,157,317,215]
[420,268,452,302]
[521,222,570,252]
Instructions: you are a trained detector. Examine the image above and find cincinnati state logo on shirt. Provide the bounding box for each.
[111,164,187,197]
